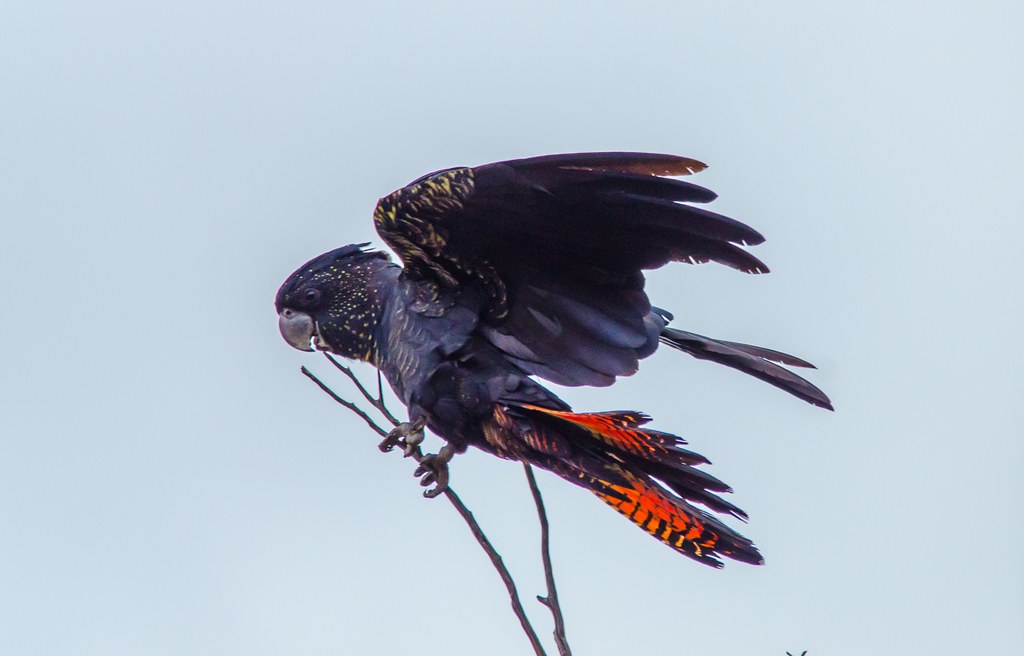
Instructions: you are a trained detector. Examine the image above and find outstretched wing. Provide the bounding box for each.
[374,152,769,387]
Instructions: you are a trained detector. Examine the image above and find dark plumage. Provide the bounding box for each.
[276,152,832,567]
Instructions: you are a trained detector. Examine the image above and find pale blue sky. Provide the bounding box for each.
[2,1,1021,655]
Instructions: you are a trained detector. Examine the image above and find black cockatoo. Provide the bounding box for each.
[276,153,831,567]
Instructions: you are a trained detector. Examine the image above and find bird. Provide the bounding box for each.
[275,152,831,567]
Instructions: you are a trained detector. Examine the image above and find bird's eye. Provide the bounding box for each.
[303,288,321,305]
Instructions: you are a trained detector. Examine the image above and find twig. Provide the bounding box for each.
[442,480,547,656]
[301,366,386,437]
[323,353,400,426]
[300,362,548,656]
[524,463,571,656]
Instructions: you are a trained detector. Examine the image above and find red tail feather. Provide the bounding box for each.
[486,404,762,567]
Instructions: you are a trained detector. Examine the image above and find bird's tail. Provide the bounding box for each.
[492,404,763,567]
[660,327,833,410]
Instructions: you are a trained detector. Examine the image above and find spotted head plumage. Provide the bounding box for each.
[275,243,392,361]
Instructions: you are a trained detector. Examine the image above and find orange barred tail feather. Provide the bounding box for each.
[553,459,763,567]
[517,405,711,467]
[514,405,749,520]
[494,404,763,567]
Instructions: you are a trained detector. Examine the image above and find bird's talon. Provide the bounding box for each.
[415,449,452,498]
[378,420,425,454]
[377,432,400,453]
[402,431,424,458]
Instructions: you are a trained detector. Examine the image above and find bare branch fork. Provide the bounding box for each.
[301,354,572,656]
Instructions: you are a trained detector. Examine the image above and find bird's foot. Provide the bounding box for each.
[378,418,426,457]
[414,443,456,499]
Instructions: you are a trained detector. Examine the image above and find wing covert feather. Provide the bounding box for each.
[373,152,779,388]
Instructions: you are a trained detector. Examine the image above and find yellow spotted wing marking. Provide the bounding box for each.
[374,167,509,320]
[374,169,474,286]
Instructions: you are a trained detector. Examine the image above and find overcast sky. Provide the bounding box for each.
[2,1,1021,655]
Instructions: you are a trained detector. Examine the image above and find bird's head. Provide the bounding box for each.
[275,243,392,360]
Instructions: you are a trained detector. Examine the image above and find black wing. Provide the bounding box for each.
[373,152,774,388]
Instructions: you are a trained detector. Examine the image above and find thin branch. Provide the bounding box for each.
[323,353,400,426]
[524,463,572,656]
[301,364,548,656]
[301,366,386,437]
[441,482,547,656]
[377,370,398,425]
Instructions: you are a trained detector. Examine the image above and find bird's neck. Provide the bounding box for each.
[320,263,399,363]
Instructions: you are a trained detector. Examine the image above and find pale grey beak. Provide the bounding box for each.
[278,308,315,351]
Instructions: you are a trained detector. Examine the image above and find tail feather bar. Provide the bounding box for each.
[507,404,761,566]
[518,406,710,467]
[549,457,763,567]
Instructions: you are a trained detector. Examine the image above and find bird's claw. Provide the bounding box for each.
[378,419,425,456]
[414,444,455,498]
[378,420,454,498]
[402,432,424,458]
